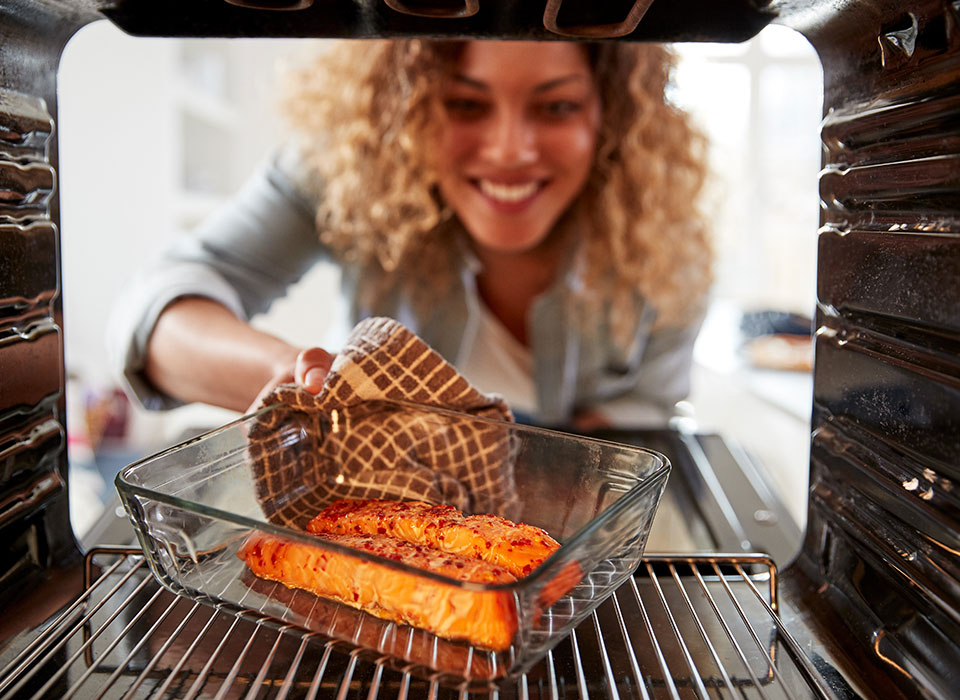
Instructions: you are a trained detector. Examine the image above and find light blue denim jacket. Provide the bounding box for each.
[107,153,704,426]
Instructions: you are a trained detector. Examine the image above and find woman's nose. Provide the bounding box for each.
[481,109,537,166]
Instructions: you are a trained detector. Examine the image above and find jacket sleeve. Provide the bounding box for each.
[105,152,327,410]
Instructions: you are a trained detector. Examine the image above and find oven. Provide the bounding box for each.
[0,0,957,698]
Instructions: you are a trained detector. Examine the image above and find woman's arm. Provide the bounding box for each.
[107,152,329,410]
[144,297,333,412]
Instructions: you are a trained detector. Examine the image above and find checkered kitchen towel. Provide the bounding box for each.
[247,317,521,530]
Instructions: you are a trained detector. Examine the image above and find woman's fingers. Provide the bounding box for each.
[295,347,335,393]
[246,345,334,413]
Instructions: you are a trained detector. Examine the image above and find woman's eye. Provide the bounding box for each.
[539,100,582,118]
[443,98,488,119]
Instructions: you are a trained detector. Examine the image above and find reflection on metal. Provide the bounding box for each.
[383,0,479,19]
[543,0,655,38]
[0,417,60,463]
[879,13,918,66]
[0,160,54,206]
[222,0,314,10]
[819,154,960,218]
[4,318,58,343]
[872,629,914,680]
[0,548,835,698]
[0,471,64,528]
[677,433,754,553]
[0,88,53,153]
[817,221,852,237]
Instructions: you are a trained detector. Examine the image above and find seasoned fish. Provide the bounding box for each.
[238,531,518,651]
[306,498,560,577]
[306,498,582,610]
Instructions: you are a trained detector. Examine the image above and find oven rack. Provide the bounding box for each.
[0,548,829,699]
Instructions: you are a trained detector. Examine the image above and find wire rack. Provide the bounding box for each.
[0,547,830,699]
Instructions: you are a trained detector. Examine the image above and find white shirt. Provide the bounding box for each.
[459,302,537,418]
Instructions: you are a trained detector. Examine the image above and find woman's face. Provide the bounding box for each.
[435,41,601,255]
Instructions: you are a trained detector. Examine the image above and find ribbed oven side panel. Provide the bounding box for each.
[786,1,960,698]
[0,86,74,605]
[0,3,98,615]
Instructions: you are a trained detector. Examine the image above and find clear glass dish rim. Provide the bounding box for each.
[117,399,671,593]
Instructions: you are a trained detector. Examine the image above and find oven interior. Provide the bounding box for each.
[1,0,957,698]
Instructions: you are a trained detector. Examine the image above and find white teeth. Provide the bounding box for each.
[478,179,539,203]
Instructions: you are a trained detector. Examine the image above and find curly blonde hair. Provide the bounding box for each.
[282,39,712,329]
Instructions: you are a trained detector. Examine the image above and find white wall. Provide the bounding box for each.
[59,24,179,388]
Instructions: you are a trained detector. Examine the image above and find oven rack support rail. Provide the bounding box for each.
[0,547,831,700]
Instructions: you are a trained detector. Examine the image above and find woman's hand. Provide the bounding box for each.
[247,346,335,414]
[295,346,336,392]
[145,297,336,414]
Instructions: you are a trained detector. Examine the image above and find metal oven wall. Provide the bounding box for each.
[0,1,97,613]
[784,0,960,695]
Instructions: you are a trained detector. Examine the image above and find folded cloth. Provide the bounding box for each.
[248,317,520,529]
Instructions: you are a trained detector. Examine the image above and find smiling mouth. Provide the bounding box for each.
[476,179,541,203]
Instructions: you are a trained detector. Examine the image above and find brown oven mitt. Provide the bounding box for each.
[247,317,521,530]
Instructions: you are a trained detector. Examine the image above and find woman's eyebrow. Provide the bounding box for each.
[450,74,589,92]
[533,75,590,93]
[451,75,488,90]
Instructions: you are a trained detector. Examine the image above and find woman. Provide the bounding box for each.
[108,39,712,427]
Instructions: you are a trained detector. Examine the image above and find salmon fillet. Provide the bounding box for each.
[306,499,560,578]
[306,498,582,608]
[239,567,499,680]
[238,531,518,651]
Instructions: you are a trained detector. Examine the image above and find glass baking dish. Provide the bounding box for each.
[117,399,670,691]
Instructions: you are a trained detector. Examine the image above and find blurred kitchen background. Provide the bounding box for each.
[57,23,822,549]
